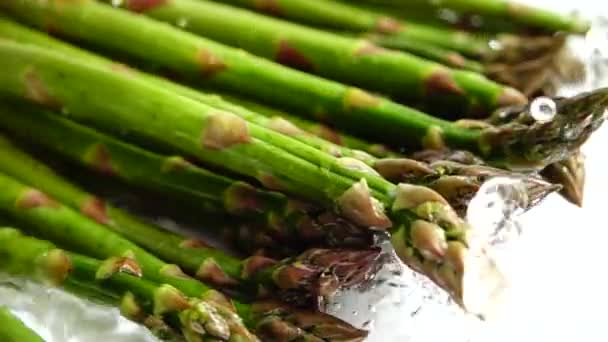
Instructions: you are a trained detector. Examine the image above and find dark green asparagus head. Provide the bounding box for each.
[245,248,382,310]
[480,88,608,171]
[250,301,367,342]
[541,150,586,206]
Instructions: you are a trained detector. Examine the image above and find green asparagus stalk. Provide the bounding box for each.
[0,177,368,340]
[0,40,507,314]
[104,0,522,114]
[0,102,373,252]
[0,228,252,342]
[0,17,381,170]
[210,91,396,158]
[3,2,598,171]
[200,93,560,214]
[355,0,591,34]
[0,132,381,308]
[210,0,491,57]
[361,33,484,72]
[0,306,45,342]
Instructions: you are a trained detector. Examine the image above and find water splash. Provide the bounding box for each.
[467,177,528,249]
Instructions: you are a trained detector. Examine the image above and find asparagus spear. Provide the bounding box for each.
[201,0,492,57]
[0,102,373,252]
[0,306,45,342]
[199,93,559,214]
[0,228,255,342]
[104,0,521,114]
[0,176,367,340]
[210,91,396,158]
[3,3,598,171]
[0,41,504,314]
[0,17,381,169]
[0,132,381,308]
[356,0,591,34]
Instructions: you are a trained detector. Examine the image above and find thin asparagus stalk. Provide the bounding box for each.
[356,0,591,34]
[0,228,252,342]
[0,306,45,342]
[0,132,381,308]
[541,150,586,207]
[2,2,598,171]
[0,41,505,314]
[0,102,373,252]
[104,0,521,114]
[0,177,367,340]
[361,33,484,72]
[210,0,492,57]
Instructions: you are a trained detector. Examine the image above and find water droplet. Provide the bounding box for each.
[466,177,527,250]
[110,0,124,7]
[176,17,189,28]
[488,40,502,51]
[530,97,557,123]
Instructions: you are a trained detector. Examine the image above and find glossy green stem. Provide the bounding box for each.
[111,0,520,113]
[212,0,491,57]
[354,0,591,34]
[0,306,45,342]
[0,228,368,341]
[1,0,497,156]
[0,229,257,341]
[0,102,372,252]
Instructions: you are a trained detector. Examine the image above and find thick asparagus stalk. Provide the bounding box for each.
[0,132,381,308]
[105,0,521,114]
[0,17,381,168]
[211,91,396,158]
[205,0,492,57]
[357,0,591,34]
[0,178,367,340]
[0,228,253,342]
[3,3,598,171]
[0,306,45,342]
[0,103,373,252]
[0,41,505,314]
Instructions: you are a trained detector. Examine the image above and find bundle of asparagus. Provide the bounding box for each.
[0,0,604,340]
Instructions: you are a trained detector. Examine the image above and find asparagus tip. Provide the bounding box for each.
[273,248,383,309]
[252,301,368,342]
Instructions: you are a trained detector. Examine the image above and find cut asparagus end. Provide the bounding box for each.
[480,88,608,171]
[251,301,367,342]
[269,248,383,309]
